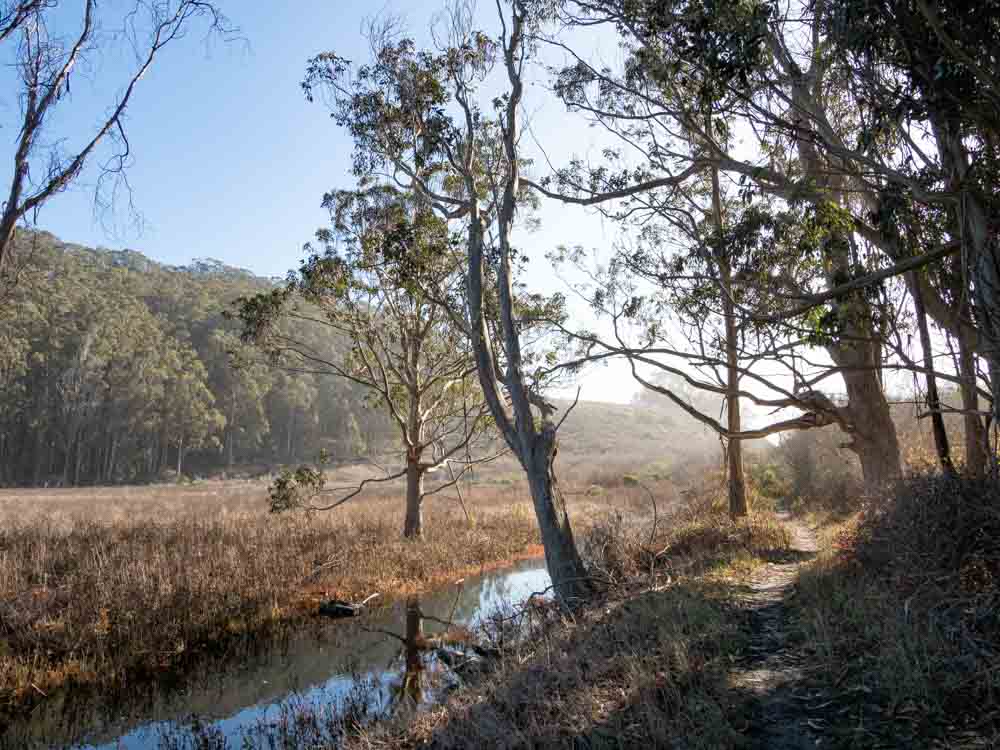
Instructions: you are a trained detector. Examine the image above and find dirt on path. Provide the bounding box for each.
[730,512,822,749]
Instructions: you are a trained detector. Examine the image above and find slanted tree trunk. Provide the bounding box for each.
[910,273,955,475]
[466,211,591,603]
[525,424,589,596]
[404,456,424,539]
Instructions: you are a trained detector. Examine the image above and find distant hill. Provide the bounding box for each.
[0,229,395,487]
[554,397,720,483]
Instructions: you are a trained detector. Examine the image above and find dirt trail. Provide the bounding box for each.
[730,512,821,749]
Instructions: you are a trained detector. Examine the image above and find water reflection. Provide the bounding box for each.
[394,597,426,709]
[1,558,550,750]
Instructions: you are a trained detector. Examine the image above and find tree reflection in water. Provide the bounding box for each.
[390,596,426,711]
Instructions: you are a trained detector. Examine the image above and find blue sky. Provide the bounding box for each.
[0,1,649,404]
[0,1,620,277]
[0,2,376,276]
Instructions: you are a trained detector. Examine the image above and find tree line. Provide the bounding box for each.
[0,230,395,486]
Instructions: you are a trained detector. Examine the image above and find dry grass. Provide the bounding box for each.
[341,488,792,750]
[791,472,1000,747]
[583,481,790,585]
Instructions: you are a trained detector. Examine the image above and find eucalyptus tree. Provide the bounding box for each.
[239,187,493,539]
[301,1,593,598]
[551,189,863,516]
[0,0,236,283]
[520,0,918,484]
[544,0,998,470]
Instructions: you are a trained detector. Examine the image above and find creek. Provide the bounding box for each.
[2,558,550,749]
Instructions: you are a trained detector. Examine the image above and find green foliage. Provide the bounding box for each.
[269,463,327,513]
[746,461,788,500]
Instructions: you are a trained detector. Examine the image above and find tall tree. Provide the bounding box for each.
[532,0,908,484]
[302,1,593,598]
[239,188,493,539]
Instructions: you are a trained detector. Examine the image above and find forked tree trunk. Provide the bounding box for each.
[443,3,590,604]
[404,458,424,539]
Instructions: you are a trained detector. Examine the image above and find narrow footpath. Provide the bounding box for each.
[731,512,822,749]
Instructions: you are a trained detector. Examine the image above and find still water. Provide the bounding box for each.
[3,558,550,749]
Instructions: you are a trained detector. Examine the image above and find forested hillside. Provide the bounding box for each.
[0,230,395,486]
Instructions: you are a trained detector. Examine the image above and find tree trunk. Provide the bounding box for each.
[176,435,184,480]
[73,435,84,486]
[404,458,424,539]
[910,273,955,475]
[525,426,591,602]
[787,78,901,486]
[711,163,748,517]
[829,339,903,486]
[823,231,901,486]
[933,118,1000,424]
[32,421,45,486]
[465,213,591,603]
[456,12,590,604]
[0,195,21,278]
[106,433,118,483]
[227,394,236,468]
[62,438,73,487]
[955,331,991,476]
